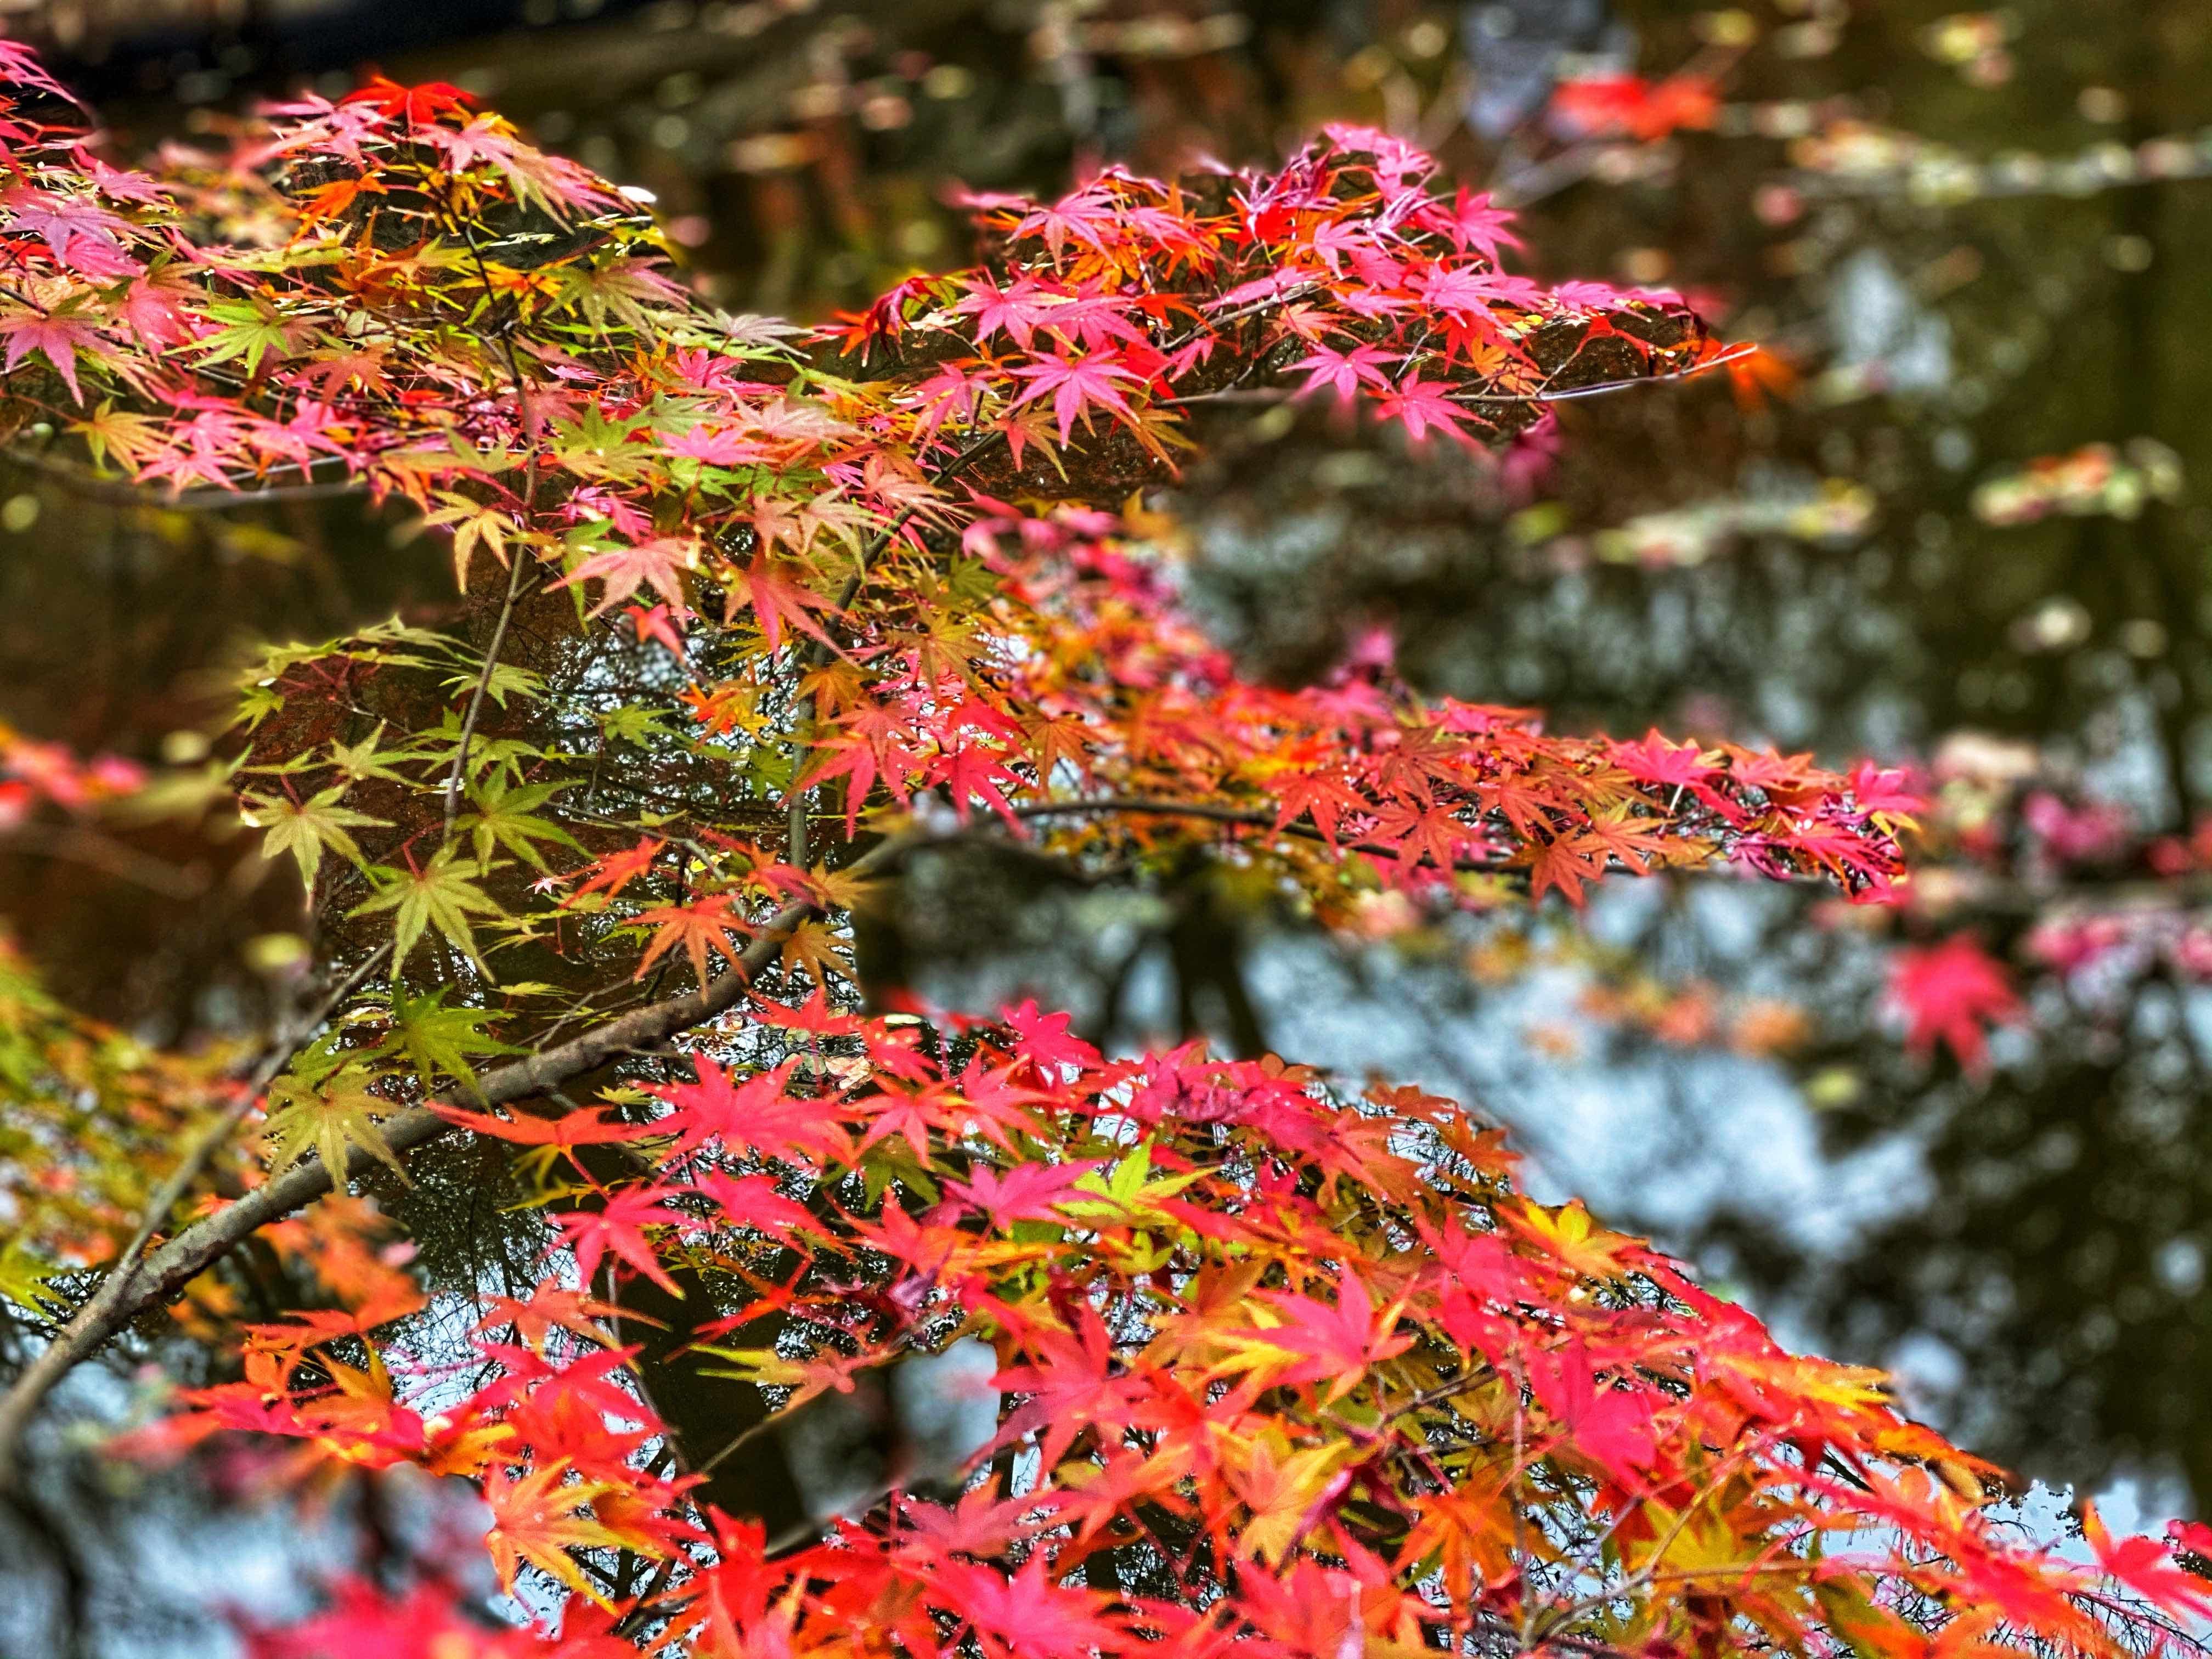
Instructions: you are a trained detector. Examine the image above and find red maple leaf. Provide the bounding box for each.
[1888,934,2023,1071]
[548,1188,689,1296]
[564,836,662,904]
[2086,1503,2212,1620]
[339,76,477,127]
[1240,1271,1414,1401]
[1270,765,1370,846]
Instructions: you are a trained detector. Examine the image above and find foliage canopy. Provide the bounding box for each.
[0,37,2198,1659]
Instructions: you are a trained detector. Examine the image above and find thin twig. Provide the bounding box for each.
[442,551,535,836]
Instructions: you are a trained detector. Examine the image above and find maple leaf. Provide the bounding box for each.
[557,535,697,619]
[261,1063,408,1187]
[947,1160,1098,1228]
[0,187,136,278]
[70,401,170,471]
[481,1459,635,1601]
[194,298,311,374]
[2085,1503,2212,1620]
[1509,1197,1640,1281]
[1427,184,1523,264]
[1848,759,1926,832]
[1286,341,1393,403]
[1888,935,2023,1072]
[1002,998,1102,1073]
[339,75,477,127]
[935,740,1025,826]
[0,305,105,402]
[776,916,855,988]
[652,1056,843,1164]
[687,1171,819,1245]
[422,490,520,590]
[1009,352,1142,445]
[938,1555,1123,1659]
[1523,1339,1661,1483]
[457,776,582,873]
[1373,373,1473,444]
[548,1188,689,1296]
[565,836,662,904]
[954,274,1070,353]
[349,848,507,969]
[623,602,689,659]
[472,1284,631,1351]
[630,893,756,988]
[1267,765,1371,845]
[1216,1271,1413,1402]
[725,558,834,651]
[242,787,387,893]
[1611,729,1739,819]
[1525,831,1611,906]
[380,986,521,1094]
[429,1101,650,1183]
[1222,1428,1355,1564]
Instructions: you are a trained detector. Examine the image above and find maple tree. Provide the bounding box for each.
[0,32,2203,1659]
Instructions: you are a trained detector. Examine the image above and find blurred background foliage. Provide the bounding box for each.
[6,0,2212,1533]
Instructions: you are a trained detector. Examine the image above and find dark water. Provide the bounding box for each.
[9,0,2212,1523]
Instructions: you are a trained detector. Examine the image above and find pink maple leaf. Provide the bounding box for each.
[0,308,105,401]
[0,186,137,278]
[1373,373,1472,445]
[1888,935,2023,1072]
[1286,341,1393,403]
[556,535,696,618]
[1424,184,1523,265]
[1008,352,1141,445]
[947,1160,1098,1228]
[1000,998,1102,1074]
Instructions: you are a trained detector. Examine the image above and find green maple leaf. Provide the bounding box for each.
[261,1063,409,1187]
[422,489,516,590]
[1058,1140,1201,1227]
[0,1236,66,1316]
[438,660,545,710]
[457,777,582,872]
[243,786,388,891]
[194,298,313,373]
[326,725,422,788]
[350,848,507,969]
[379,986,522,1095]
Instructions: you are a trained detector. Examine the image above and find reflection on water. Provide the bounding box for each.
[9,0,2212,1530]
